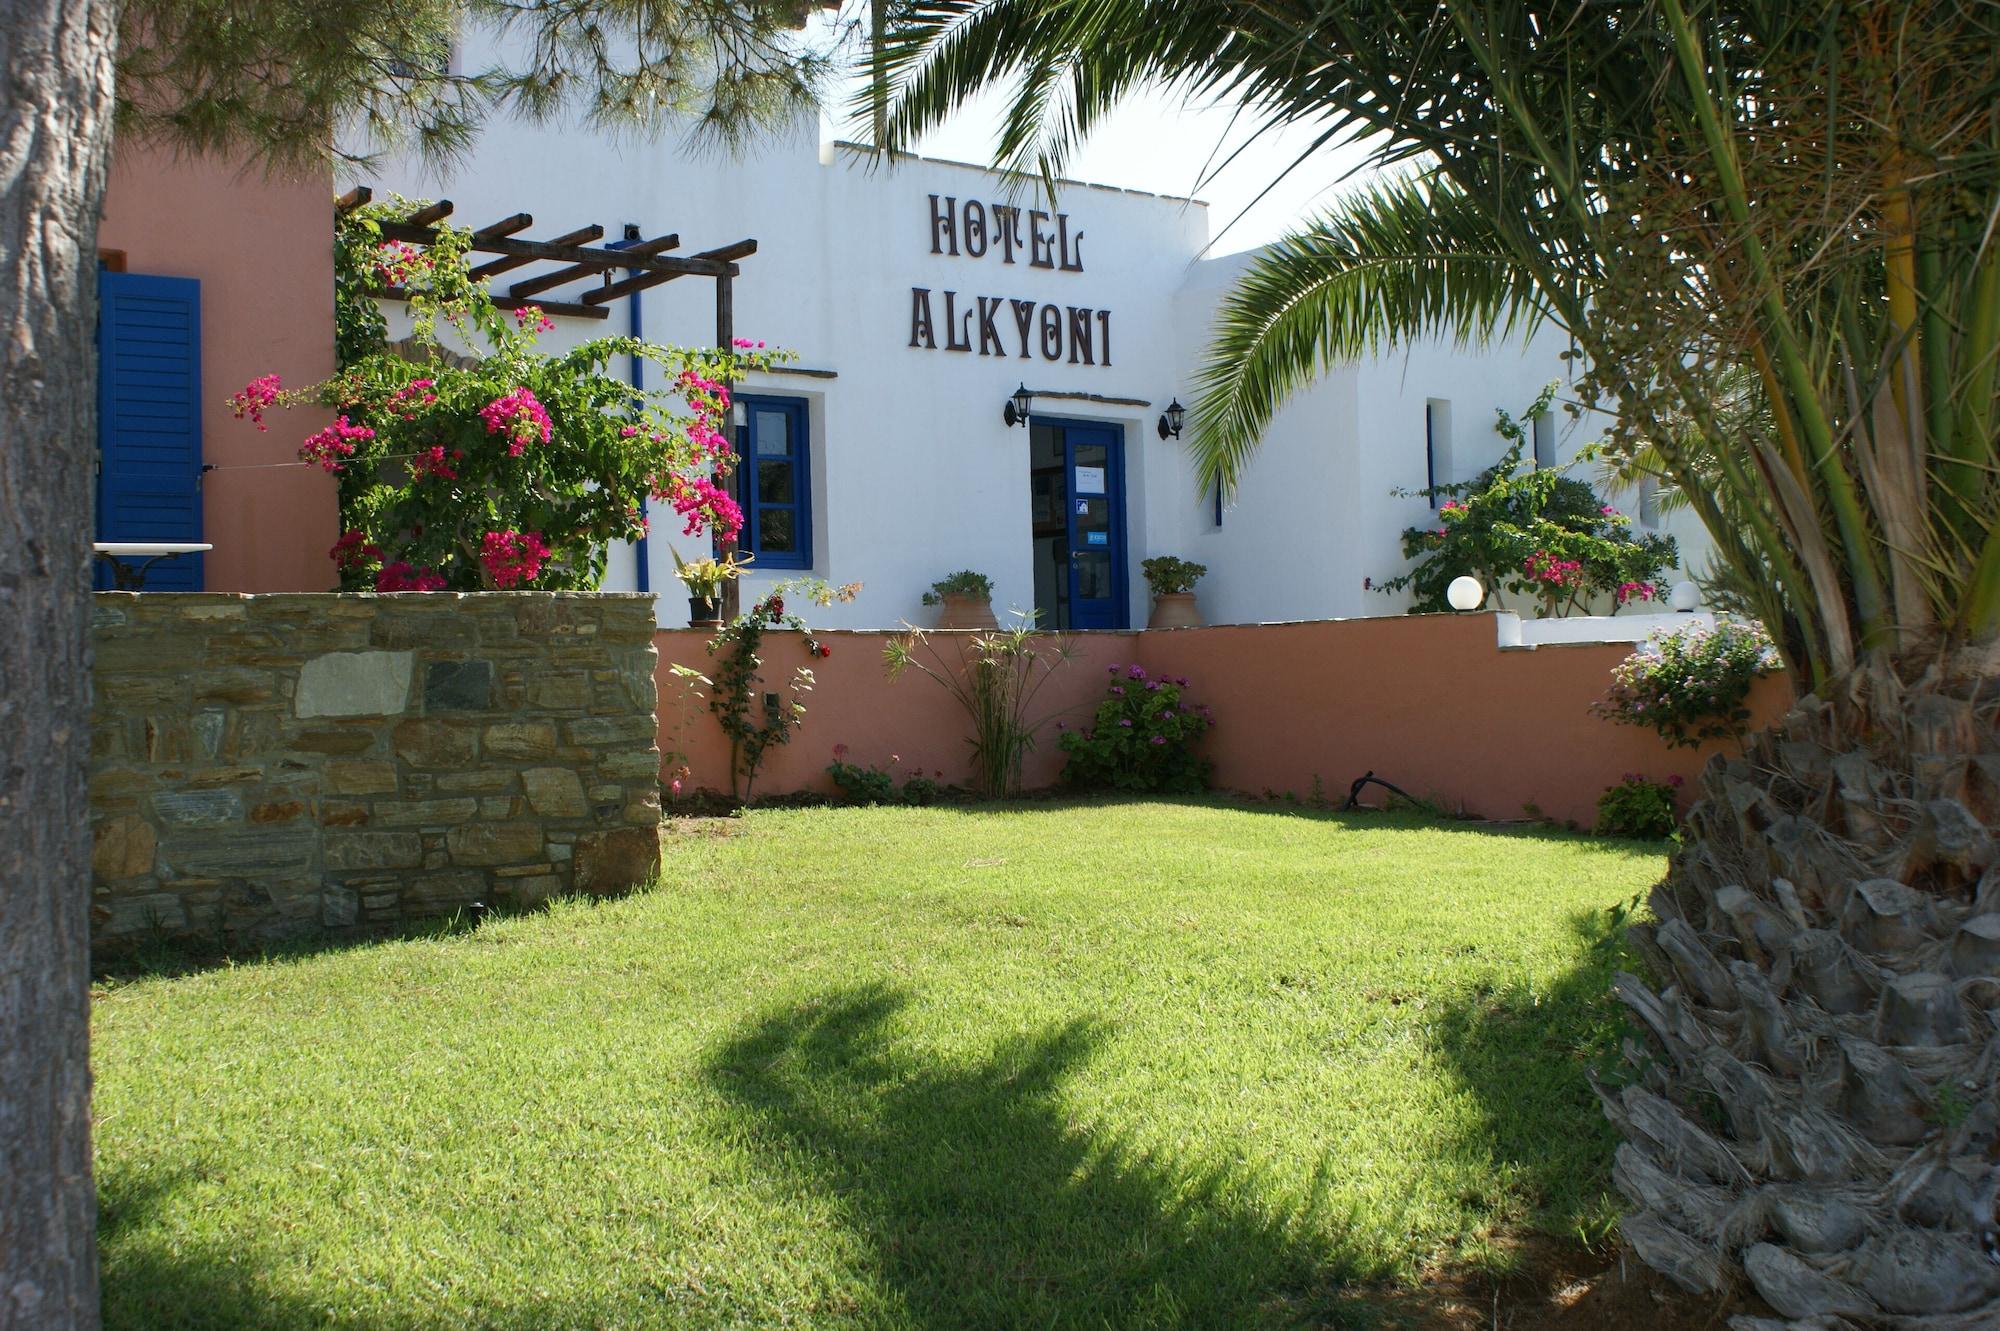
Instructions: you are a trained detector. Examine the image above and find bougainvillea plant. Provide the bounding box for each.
[232,197,785,592]
[1375,387,1678,616]
[1591,618,1782,749]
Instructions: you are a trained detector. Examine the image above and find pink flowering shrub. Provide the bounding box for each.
[239,197,788,591]
[1592,619,1781,748]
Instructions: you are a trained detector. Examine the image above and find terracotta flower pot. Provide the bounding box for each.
[1147,591,1203,629]
[936,592,999,630]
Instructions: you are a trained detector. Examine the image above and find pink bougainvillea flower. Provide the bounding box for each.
[479,386,553,456]
[299,415,375,472]
[376,561,447,592]
[478,529,550,588]
[230,374,282,430]
[329,530,383,570]
[512,305,556,333]
[409,445,460,483]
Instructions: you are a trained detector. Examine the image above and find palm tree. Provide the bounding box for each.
[876,3,2000,1323]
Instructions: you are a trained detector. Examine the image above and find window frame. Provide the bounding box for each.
[734,393,813,570]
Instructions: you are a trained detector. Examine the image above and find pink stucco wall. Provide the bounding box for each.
[99,144,338,592]
[656,614,1793,825]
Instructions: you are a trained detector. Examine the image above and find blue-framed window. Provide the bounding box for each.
[735,394,811,569]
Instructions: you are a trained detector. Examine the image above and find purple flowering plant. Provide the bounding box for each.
[1592,618,1780,749]
[1058,664,1214,793]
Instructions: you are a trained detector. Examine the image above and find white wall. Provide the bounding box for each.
[373,74,1713,629]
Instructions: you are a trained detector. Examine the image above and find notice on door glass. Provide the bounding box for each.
[1074,466,1106,495]
[1086,531,1109,546]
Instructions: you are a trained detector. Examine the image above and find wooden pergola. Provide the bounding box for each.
[338,187,760,610]
[337,186,757,344]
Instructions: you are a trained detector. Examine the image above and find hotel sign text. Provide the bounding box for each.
[908,194,1112,366]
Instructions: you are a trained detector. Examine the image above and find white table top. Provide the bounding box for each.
[92,542,213,555]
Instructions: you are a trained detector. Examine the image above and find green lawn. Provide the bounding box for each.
[93,801,1666,1330]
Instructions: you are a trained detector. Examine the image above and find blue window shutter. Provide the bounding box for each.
[97,271,203,589]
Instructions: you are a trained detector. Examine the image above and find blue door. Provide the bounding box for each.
[1060,421,1128,629]
[97,271,204,589]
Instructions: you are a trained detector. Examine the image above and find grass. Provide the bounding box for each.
[93,800,1667,1330]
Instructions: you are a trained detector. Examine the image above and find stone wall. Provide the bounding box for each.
[91,593,664,950]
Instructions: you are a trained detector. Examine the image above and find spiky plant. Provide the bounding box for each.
[877,2,2000,1324]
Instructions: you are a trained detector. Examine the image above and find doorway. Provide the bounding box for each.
[1029,418,1128,630]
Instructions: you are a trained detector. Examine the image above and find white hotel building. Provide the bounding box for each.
[383,119,1706,631]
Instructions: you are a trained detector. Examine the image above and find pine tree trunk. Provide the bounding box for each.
[0,1,119,1327]
[1603,644,2000,1329]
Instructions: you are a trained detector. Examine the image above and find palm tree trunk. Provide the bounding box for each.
[0,1,119,1326]
[1603,643,2000,1327]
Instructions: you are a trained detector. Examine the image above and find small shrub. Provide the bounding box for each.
[827,754,899,804]
[1595,774,1682,839]
[921,570,993,605]
[1141,555,1207,596]
[1059,664,1214,794]
[1592,618,1780,748]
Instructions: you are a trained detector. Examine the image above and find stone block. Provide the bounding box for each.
[479,796,523,819]
[322,886,360,928]
[324,832,424,871]
[185,766,263,788]
[567,715,658,746]
[249,799,306,825]
[424,660,494,712]
[573,826,662,895]
[319,802,371,827]
[446,822,545,866]
[166,832,315,878]
[393,719,478,768]
[484,722,558,761]
[92,815,156,880]
[521,767,587,818]
[296,651,414,718]
[598,749,664,779]
[195,669,278,706]
[289,727,377,755]
[438,770,516,794]
[373,798,480,828]
[102,892,189,937]
[93,766,154,800]
[153,789,244,828]
[403,870,485,916]
[529,673,591,710]
[327,761,399,796]
[501,874,563,906]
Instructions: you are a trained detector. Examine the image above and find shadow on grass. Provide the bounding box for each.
[1423,906,1639,1253]
[704,983,1373,1330]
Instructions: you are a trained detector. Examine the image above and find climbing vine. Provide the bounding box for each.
[706,579,860,798]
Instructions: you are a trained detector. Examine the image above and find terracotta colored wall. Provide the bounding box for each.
[657,614,1793,825]
[99,144,338,592]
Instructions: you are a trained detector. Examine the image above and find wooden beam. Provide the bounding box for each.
[376,221,739,278]
[336,185,373,212]
[509,260,608,300]
[466,224,603,281]
[473,213,534,240]
[368,285,609,321]
[403,200,455,228]
[580,239,755,305]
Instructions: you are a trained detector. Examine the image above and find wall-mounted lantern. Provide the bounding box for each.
[1156,397,1186,441]
[1003,383,1033,428]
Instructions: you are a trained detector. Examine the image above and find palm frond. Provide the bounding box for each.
[1190,172,1548,494]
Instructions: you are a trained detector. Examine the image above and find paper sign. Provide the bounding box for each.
[1086,531,1109,546]
[1074,465,1106,495]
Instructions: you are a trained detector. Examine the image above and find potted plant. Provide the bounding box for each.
[673,548,751,628]
[1142,555,1207,628]
[921,570,998,630]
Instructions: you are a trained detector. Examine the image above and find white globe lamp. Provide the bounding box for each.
[1446,575,1485,612]
[1670,581,1701,613]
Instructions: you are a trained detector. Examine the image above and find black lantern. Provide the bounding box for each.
[1003,382,1033,428]
[1156,397,1186,440]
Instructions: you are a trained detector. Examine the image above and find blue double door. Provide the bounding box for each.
[1029,419,1128,630]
